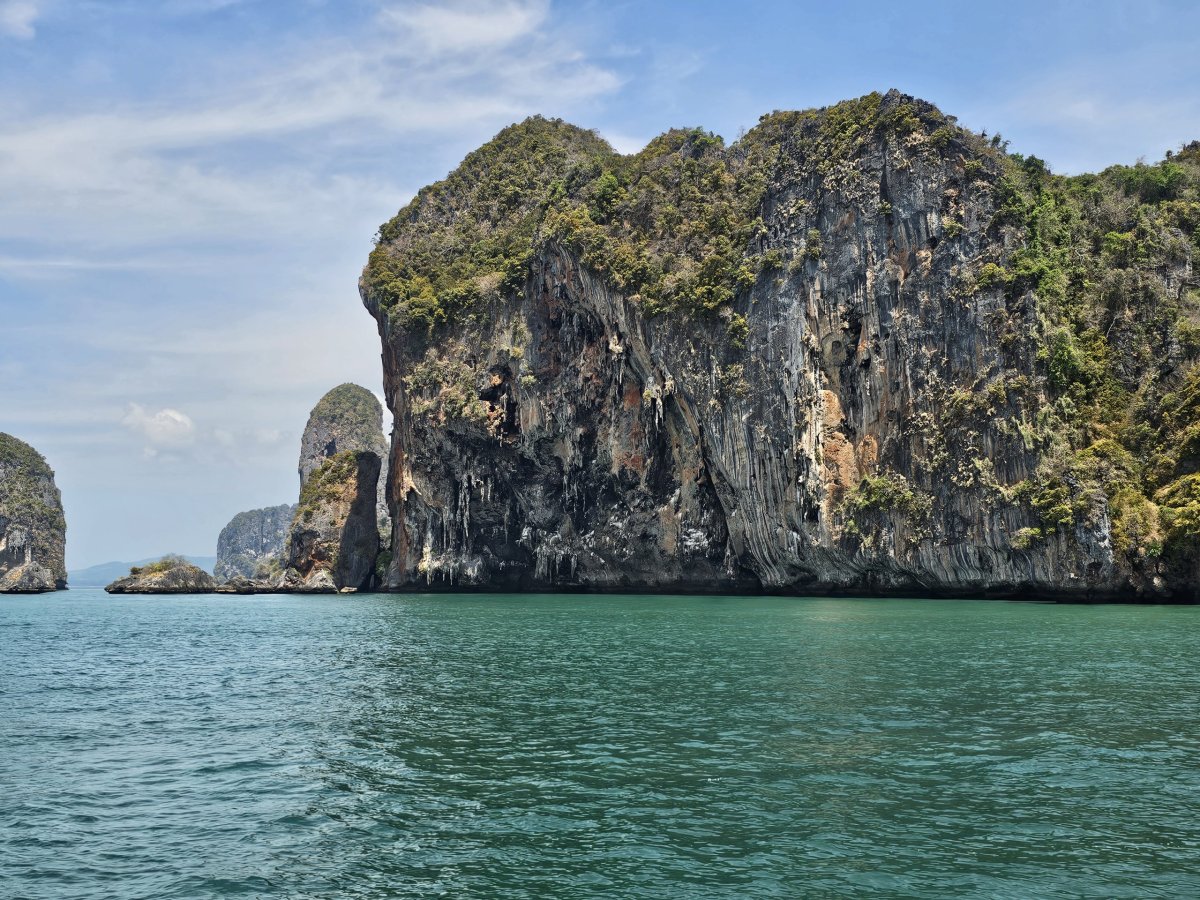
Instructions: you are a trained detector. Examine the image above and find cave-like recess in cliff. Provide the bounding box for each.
[360,90,1200,601]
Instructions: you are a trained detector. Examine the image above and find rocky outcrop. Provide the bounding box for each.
[279,384,389,592]
[298,383,390,542]
[105,556,216,594]
[215,576,257,594]
[362,92,1200,600]
[214,504,296,580]
[206,384,389,594]
[299,383,388,481]
[282,451,381,592]
[0,433,66,593]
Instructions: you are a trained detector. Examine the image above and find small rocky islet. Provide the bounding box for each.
[8,90,1200,600]
[105,556,217,594]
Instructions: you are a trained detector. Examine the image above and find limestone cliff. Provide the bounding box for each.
[0,433,66,593]
[298,383,390,541]
[362,91,1200,600]
[282,451,381,592]
[214,503,296,580]
[279,383,388,591]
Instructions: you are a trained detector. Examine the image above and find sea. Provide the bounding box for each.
[3,590,1199,898]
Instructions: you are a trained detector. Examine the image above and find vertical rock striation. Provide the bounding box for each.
[362,92,1200,600]
[281,384,388,591]
[283,451,381,592]
[214,503,296,580]
[0,433,67,593]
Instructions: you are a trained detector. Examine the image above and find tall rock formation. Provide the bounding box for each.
[297,383,390,539]
[282,384,387,591]
[362,91,1200,600]
[214,504,296,580]
[0,433,67,593]
[284,451,381,592]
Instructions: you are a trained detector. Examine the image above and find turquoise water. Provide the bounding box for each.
[2,591,1199,898]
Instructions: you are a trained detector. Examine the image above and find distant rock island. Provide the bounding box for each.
[361,90,1200,600]
[0,433,66,593]
[214,505,295,581]
[70,556,215,588]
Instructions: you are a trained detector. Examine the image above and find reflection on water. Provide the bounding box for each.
[3,592,1200,897]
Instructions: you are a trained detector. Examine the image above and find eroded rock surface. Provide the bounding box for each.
[298,383,390,542]
[283,451,381,592]
[363,92,1200,600]
[215,503,296,580]
[0,433,66,593]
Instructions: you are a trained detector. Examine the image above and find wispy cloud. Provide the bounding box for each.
[993,37,1200,173]
[0,1,40,39]
[0,0,621,567]
[166,0,256,14]
[0,254,204,274]
[380,0,550,54]
[0,0,619,255]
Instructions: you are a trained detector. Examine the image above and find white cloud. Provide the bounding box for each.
[120,405,281,464]
[121,404,196,449]
[379,0,549,55]
[602,130,649,156]
[0,0,619,255]
[167,0,254,14]
[253,427,282,445]
[0,1,40,39]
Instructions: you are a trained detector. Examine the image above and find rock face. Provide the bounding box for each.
[0,433,66,593]
[105,556,216,594]
[214,504,296,580]
[283,451,381,592]
[299,383,388,482]
[280,384,389,592]
[298,383,390,540]
[363,91,1200,600]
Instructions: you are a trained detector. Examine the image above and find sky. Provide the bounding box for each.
[2,0,1197,569]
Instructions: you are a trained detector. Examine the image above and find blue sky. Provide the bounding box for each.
[2,0,1198,569]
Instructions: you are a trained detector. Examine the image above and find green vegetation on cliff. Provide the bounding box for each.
[980,142,1200,573]
[0,432,67,592]
[841,472,933,547]
[364,119,612,330]
[0,433,65,536]
[363,92,971,330]
[130,554,189,576]
[298,450,361,524]
[363,90,1200,585]
[306,384,385,453]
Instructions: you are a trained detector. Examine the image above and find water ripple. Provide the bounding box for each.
[2,592,1199,898]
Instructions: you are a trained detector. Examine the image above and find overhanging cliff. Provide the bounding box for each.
[361,90,1200,600]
